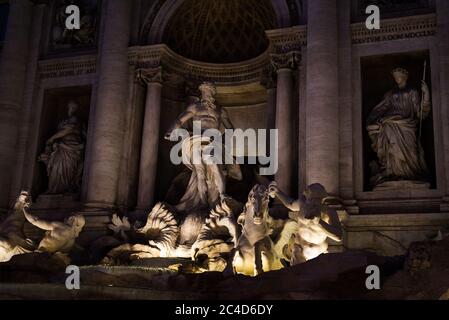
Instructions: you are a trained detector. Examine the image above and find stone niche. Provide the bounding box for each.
[32,86,91,211]
[361,50,436,194]
[48,0,100,53]
[155,81,284,207]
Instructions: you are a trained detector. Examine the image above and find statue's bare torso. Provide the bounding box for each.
[294,210,333,264]
[189,102,223,131]
[269,182,343,265]
[164,83,237,214]
[167,100,232,135]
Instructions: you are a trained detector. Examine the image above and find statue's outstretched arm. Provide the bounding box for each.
[269,182,300,211]
[276,191,300,212]
[165,106,195,138]
[23,210,55,231]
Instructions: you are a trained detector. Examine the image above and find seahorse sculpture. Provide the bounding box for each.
[232,184,286,276]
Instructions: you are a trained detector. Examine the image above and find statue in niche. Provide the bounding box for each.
[366,67,431,189]
[39,100,86,195]
[52,0,97,48]
[164,82,242,216]
[269,182,343,265]
[0,191,36,262]
[98,82,248,270]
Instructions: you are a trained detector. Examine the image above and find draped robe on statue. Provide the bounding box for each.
[40,116,85,194]
[367,86,429,185]
[176,135,241,213]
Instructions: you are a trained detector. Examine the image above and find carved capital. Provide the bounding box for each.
[270,51,300,72]
[136,67,163,86]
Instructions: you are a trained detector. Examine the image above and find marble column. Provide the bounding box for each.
[306,0,339,195]
[136,68,163,210]
[85,0,132,208]
[10,2,47,205]
[272,52,298,195]
[338,0,357,212]
[0,0,34,211]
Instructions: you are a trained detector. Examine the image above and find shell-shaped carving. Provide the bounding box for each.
[137,203,179,256]
[108,213,131,241]
[192,201,238,259]
[209,200,233,219]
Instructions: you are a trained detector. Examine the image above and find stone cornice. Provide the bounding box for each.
[351,13,437,45]
[266,25,307,54]
[128,44,164,69]
[36,14,437,82]
[38,55,97,80]
[128,44,270,84]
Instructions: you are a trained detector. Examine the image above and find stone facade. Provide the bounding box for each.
[0,0,448,255]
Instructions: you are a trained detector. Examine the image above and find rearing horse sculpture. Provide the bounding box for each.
[232,184,284,276]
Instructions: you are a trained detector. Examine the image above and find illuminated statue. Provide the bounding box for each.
[366,67,431,188]
[39,101,86,195]
[164,82,242,214]
[103,202,238,272]
[23,210,85,263]
[191,201,239,271]
[0,191,35,262]
[99,81,245,267]
[102,185,298,273]
[269,182,343,265]
[232,185,296,276]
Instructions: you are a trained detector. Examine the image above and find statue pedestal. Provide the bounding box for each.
[373,180,431,192]
[34,193,80,210]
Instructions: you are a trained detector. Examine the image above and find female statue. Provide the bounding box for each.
[367,67,431,188]
[39,101,86,195]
